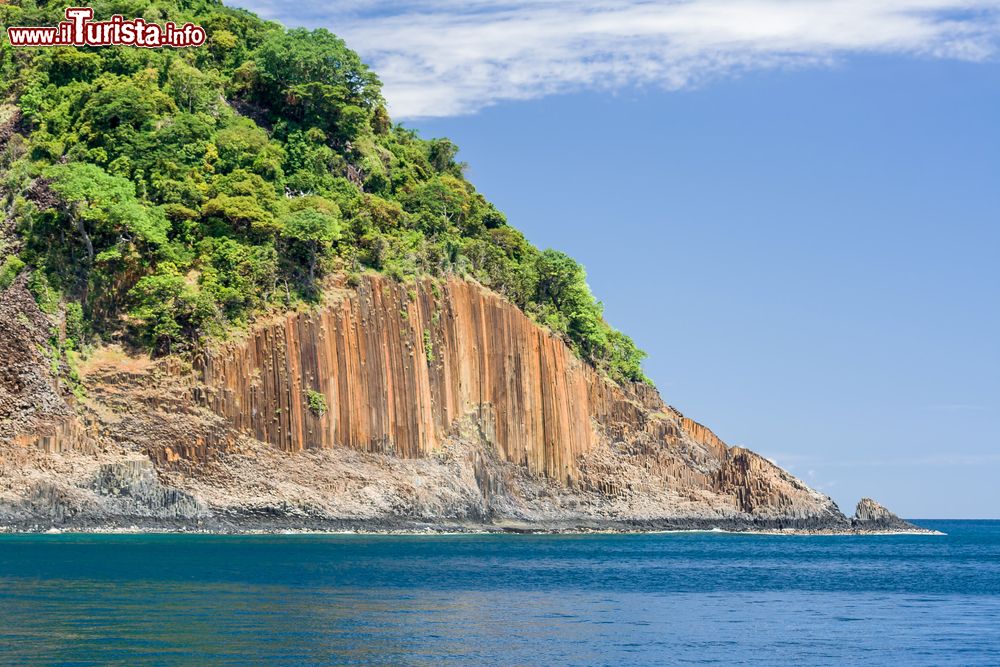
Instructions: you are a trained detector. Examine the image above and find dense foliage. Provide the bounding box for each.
[0,0,647,384]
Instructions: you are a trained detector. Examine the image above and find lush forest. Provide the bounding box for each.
[0,0,648,384]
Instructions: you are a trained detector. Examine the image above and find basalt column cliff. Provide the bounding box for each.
[199,276,618,481]
[0,272,906,532]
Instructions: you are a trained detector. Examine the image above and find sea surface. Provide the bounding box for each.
[0,520,997,665]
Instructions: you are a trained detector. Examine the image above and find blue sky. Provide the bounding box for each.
[237,1,1000,518]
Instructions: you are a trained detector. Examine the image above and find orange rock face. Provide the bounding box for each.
[1,272,850,527]
[197,276,606,482]
[191,274,837,522]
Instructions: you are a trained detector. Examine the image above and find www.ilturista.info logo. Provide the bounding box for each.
[6,7,206,48]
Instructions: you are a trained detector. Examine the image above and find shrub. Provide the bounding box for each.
[306,390,328,416]
[0,255,25,289]
[28,271,60,314]
[423,329,434,363]
[64,301,86,350]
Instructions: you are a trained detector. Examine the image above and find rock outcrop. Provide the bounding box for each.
[0,274,77,447]
[190,275,843,522]
[0,271,922,533]
[852,497,916,531]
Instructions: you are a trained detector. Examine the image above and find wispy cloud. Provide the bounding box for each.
[235,0,1000,118]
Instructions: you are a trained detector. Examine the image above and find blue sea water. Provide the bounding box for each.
[0,520,997,665]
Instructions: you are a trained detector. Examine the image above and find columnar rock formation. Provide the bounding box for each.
[192,274,840,521]
[197,276,615,480]
[0,274,77,449]
[1,272,923,531]
[852,497,913,531]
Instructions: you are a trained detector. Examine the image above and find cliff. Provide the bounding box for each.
[0,272,920,532]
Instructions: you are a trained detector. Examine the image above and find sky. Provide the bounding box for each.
[236,0,1000,518]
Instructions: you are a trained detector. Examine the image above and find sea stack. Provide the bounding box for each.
[852,498,919,532]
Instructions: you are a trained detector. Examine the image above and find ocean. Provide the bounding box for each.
[0,520,997,665]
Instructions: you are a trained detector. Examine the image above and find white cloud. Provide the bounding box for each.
[234,0,1000,118]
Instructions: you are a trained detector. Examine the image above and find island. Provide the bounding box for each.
[0,0,929,534]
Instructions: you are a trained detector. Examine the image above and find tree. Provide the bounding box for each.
[44,163,168,264]
[201,169,283,237]
[427,138,458,173]
[213,118,280,175]
[606,330,648,384]
[253,28,382,111]
[535,249,586,313]
[400,176,472,235]
[202,194,279,236]
[128,263,217,355]
[199,238,277,319]
[250,28,382,143]
[165,59,221,115]
[78,70,176,161]
[531,249,647,382]
[281,198,341,292]
[283,127,338,193]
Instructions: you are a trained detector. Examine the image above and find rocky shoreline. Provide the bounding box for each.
[0,503,939,536]
[0,525,942,536]
[1,274,929,538]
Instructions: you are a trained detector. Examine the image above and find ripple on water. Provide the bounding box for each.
[0,520,996,665]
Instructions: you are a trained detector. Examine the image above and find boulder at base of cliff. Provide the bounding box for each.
[852,497,917,532]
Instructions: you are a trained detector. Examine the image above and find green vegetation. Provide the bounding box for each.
[0,0,647,384]
[423,328,434,363]
[306,389,327,416]
[45,324,86,400]
[0,254,25,288]
[64,300,86,349]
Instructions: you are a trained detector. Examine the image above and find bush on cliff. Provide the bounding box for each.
[0,0,647,384]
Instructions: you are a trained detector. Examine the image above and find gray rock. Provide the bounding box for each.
[851,497,916,531]
[91,460,206,519]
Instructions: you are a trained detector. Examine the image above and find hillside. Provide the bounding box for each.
[0,1,918,532]
[0,0,645,385]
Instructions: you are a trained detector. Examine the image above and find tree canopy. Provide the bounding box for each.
[0,0,647,384]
